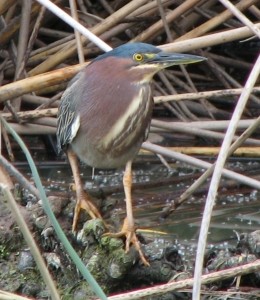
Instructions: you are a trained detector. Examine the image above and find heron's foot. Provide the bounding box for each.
[72,191,103,232]
[104,218,149,266]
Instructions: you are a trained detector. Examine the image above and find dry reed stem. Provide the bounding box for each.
[1,108,57,120]
[192,51,260,299]
[162,116,260,217]
[151,119,260,146]
[141,146,260,157]
[154,87,260,103]
[0,0,16,15]
[107,259,260,300]
[176,0,258,41]
[142,142,260,189]
[219,0,260,38]
[132,0,202,42]
[0,2,41,46]
[9,123,56,134]
[0,289,32,300]
[0,64,86,102]
[161,22,260,52]
[30,0,148,75]
[69,0,84,64]
[1,23,259,101]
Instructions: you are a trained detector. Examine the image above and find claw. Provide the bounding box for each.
[72,190,103,232]
[104,217,150,266]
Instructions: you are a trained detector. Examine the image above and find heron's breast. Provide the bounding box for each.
[71,84,153,167]
[101,85,153,152]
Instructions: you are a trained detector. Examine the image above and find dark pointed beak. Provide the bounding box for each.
[152,52,206,67]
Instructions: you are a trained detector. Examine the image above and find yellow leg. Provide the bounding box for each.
[67,149,102,232]
[105,160,149,266]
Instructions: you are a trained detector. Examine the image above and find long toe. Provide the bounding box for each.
[72,192,103,232]
[126,230,150,266]
[104,218,149,266]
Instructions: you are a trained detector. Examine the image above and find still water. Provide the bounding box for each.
[21,157,260,265]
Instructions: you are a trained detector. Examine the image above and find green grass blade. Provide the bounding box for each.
[1,116,107,300]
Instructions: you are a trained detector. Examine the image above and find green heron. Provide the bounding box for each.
[57,42,205,265]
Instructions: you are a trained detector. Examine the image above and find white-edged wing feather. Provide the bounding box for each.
[56,73,82,153]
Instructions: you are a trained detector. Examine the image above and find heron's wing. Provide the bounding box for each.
[56,72,82,153]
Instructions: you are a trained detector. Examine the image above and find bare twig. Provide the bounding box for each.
[107,260,260,300]
[142,142,260,190]
[192,53,260,300]
[218,0,260,39]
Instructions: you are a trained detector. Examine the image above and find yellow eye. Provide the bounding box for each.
[133,53,144,62]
